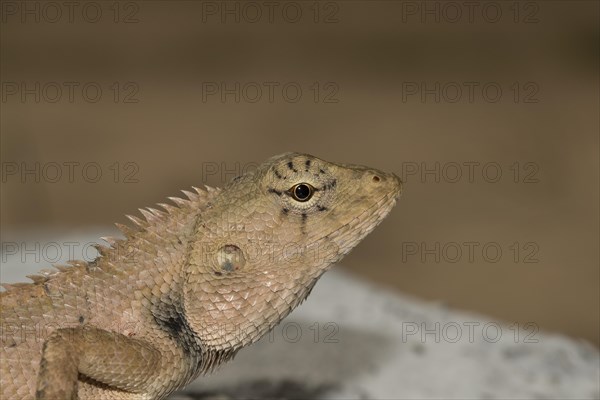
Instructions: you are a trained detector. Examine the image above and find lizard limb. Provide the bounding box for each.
[35,327,160,399]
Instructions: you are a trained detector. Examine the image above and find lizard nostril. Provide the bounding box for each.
[372,175,381,183]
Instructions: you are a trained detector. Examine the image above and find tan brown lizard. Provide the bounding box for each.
[0,152,402,399]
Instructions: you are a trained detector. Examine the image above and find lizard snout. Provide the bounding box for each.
[363,170,403,199]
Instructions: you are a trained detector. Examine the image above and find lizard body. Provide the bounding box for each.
[0,152,402,399]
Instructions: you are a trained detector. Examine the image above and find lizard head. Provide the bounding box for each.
[184,153,402,357]
[257,152,402,260]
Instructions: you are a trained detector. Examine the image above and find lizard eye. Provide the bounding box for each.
[289,183,314,202]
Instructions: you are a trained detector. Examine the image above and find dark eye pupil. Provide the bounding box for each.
[294,184,311,201]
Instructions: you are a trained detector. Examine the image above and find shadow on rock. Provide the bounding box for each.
[174,379,337,400]
[171,319,395,399]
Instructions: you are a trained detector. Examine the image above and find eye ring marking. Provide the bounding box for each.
[289,183,314,202]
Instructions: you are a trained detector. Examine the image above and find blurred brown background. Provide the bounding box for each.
[1,1,598,345]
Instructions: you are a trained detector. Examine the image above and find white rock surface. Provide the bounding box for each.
[2,230,599,399]
[176,269,599,400]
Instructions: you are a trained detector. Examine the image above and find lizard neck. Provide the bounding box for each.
[181,263,324,368]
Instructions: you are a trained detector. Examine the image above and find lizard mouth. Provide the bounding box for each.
[322,185,400,257]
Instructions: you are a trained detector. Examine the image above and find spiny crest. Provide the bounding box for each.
[114,185,219,240]
[0,185,220,293]
[1,260,90,293]
[1,282,32,291]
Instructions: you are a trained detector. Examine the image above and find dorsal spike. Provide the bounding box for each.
[139,208,156,223]
[126,214,147,228]
[181,190,197,201]
[157,203,177,214]
[26,274,48,284]
[93,243,109,256]
[147,207,166,218]
[191,186,205,195]
[0,282,32,291]
[168,196,189,208]
[100,236,120,247]
[115,223,137,237]
[67,260,88,267]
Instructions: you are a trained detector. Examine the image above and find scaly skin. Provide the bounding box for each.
[0,152,402,399]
